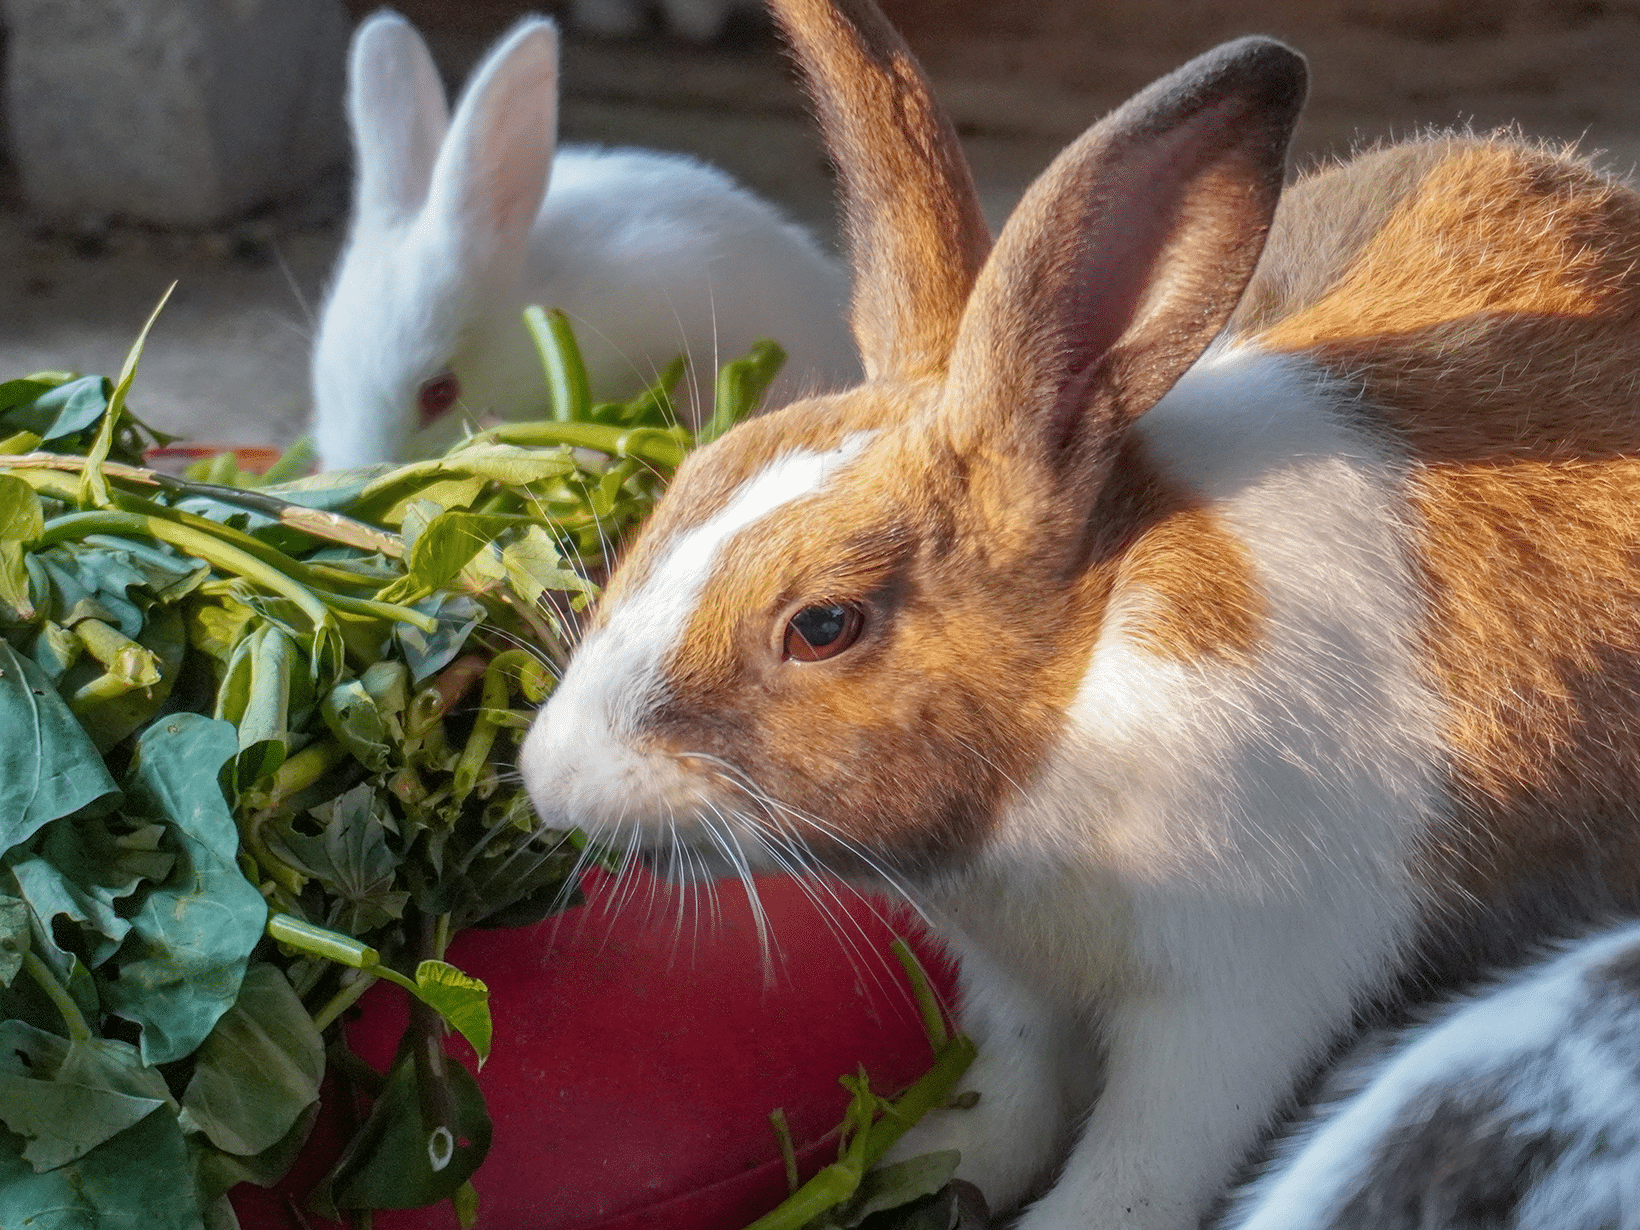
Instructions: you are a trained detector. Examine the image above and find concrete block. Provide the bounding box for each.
[2,0,349,226]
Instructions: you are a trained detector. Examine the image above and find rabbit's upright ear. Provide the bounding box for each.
[769,0,991,384]
[943,38,1306,513]
[426,18,560,265]
[347,11,449,225]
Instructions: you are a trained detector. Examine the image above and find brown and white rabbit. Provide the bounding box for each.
[1217,922,1640,1230]
[520,0,1640,1224]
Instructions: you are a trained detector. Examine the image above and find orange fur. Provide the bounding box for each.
[1119,505,1265,664]
[1246,137,1640,965]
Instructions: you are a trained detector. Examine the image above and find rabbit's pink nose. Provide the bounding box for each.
[416,368,461,425]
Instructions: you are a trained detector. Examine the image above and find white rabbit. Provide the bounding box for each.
[567,0,759,43]
[1218,923,1640,1230]
[518,0,1640,1226]
[311,10,858,471]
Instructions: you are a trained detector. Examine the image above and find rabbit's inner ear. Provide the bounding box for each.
[940,38,1306,500]
[427,18,559,260]
[348,13,449,224]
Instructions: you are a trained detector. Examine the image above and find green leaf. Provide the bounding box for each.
[437,443,578,486]
[324,1054,492,1211]
[384,509,518,601]
[393,592,484,683]
[81,284,174,507]
[186,595,258,663]
[499,525,598,607]
[833,1153,963,1228]
[179,963,324,1157]
[3,374,108,440]
[0,474,43,620]
[0,376,60,416]
[0,893,27,986]
[0,1097,206,1229]
[0,640,120,851]
[7,815,178,969]
[99,715,268,1065]
[276,784,408,934]
[0,1022,174,1172]
[320,677,391,771]
[413,960,491,1065]
[54,1035,172,1104]
[0,1075,166,1172]
[192,1100,321,1199]
[213,621,297,787]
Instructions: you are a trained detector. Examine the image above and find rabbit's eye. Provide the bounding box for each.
[416,370,461,425]
[783,603,864,663]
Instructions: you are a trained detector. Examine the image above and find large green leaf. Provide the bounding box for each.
[0,1075,167,1172]
[0,640,119,852]
[0,1020,175,1174]
[0,1100,205,1229]
[98,715,267,1065]
[8,815,175,969]
[323,1054,492,1211]
[192,1101,321,1200]
[179,963,324,1157]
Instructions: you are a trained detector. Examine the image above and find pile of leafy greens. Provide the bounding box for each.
[0,299,977,1230]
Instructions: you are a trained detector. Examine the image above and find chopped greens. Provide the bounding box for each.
[0,302,972,1230]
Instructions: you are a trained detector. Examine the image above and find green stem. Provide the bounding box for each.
[23,951,91,1043]
[5,451,402,555]
[311,972,379,1033]
[742,1034,978,1230]
[862,1035,978,1166]
[526,306,590,423]
[320,589,438,633]
[891,939,949,1051]
[769,1108,799,1196]
[456,421,690,470]
[267,914,381,970]
[450,661,513,800]
[38,510,331,630]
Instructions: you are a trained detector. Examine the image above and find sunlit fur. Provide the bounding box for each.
[520,0,1640,1226]
[311,12,858,470]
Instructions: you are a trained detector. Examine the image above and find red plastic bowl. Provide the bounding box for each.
[231,872,954,1230]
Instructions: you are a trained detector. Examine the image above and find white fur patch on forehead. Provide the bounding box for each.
[650,430,876,613]
[521,431,875,834]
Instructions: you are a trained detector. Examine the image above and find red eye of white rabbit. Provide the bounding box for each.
[783,603,864,662]
[416,369,461,426]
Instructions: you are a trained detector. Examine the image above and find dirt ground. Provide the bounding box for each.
[2,2,1638,448]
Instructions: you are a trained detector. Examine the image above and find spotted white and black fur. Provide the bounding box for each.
[1220,924,1640,1230]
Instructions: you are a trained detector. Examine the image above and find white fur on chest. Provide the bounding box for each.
[942,344,1446,1020]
